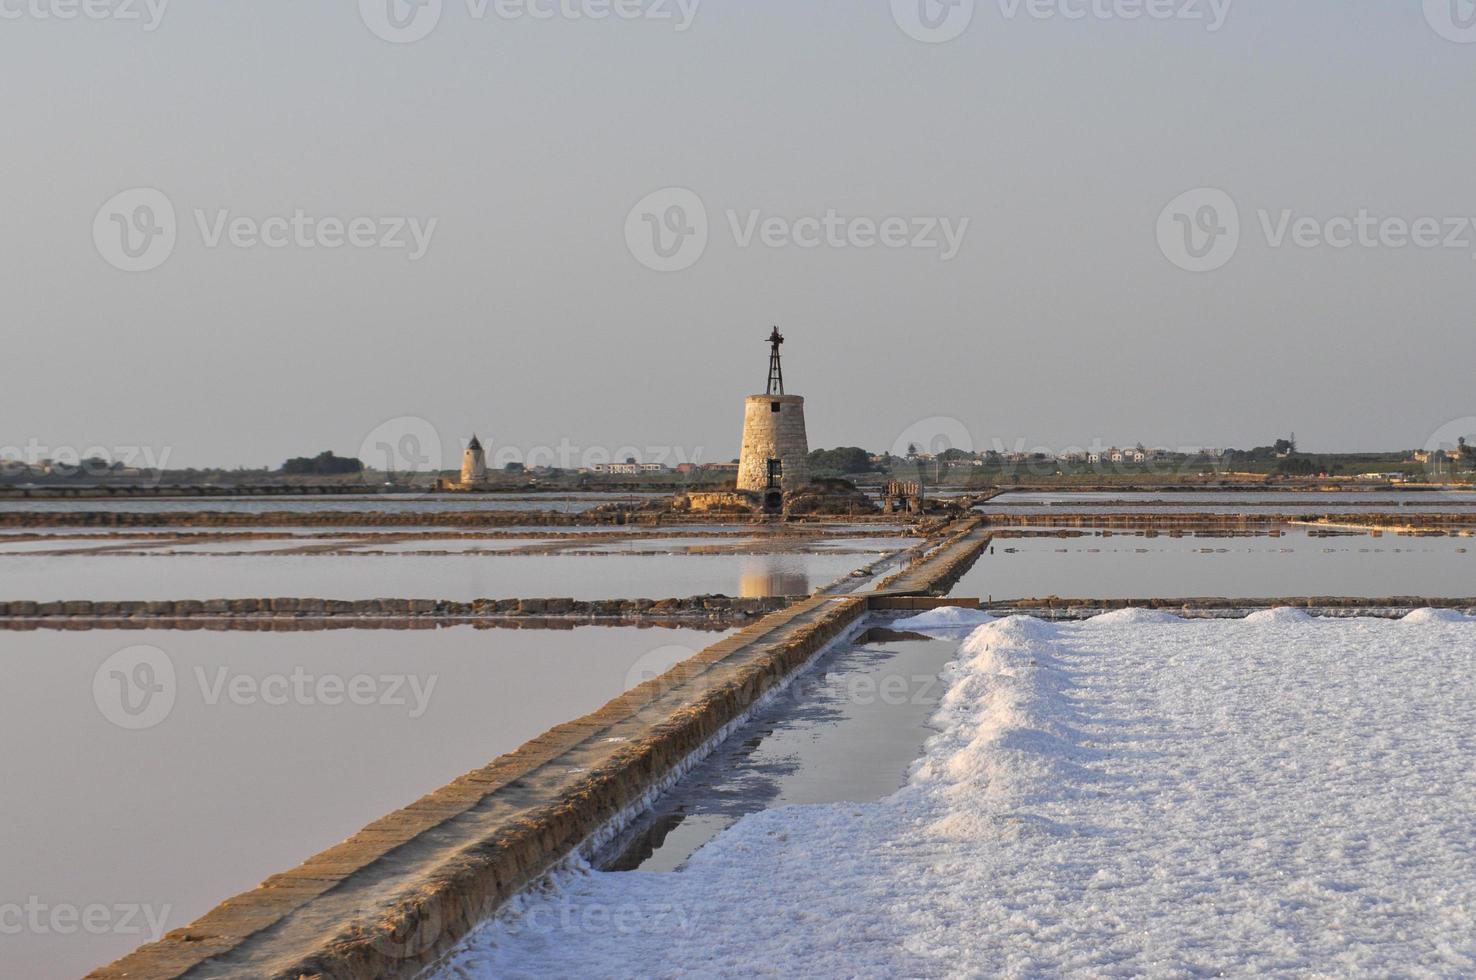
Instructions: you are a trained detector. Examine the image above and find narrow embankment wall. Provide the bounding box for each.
[0,595,792,626]
[876,516,990,595]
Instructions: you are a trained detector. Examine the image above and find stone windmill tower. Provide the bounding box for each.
[460,435,488,487]
[737,327,810,511]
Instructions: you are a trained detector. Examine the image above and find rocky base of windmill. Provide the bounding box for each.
[675,479,879,517]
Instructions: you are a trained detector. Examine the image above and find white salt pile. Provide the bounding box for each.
[434,612,1476,978]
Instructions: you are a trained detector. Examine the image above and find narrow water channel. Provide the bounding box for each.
[605,625,957,872]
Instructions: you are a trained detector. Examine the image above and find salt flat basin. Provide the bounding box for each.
[328,538,547,554]
[120,538,377,554]
[954,528,1473,600]
[134,535,910,557]
[982,489,1476,514]
[0,493,666,515]
[0,624,729,980]
[0,551,877,602]
[565,535,913,556]
[433,611,1476,978]
[0,537,164,554]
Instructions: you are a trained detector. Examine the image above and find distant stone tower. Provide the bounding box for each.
[460,435,487,486]
[737,328,810,511]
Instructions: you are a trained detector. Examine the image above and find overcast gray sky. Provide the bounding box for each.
[4,0,1474,468]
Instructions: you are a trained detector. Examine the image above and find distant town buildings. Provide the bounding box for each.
[588,462,667,475]
[673,462,737,475]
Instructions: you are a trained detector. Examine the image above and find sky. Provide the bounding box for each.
[3,0,1475,469]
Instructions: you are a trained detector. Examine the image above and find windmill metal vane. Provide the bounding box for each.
[766,326,785,396]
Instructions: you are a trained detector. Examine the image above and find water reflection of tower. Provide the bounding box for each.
[739,555,810,598]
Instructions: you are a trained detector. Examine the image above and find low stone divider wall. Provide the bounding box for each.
[871,596,982,611]
[876,516,990,595]
[1292,517,1476,534]
[0,595,792,622]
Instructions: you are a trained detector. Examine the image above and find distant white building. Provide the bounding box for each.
[1099,448,1149,464]
[590,462,667,475]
